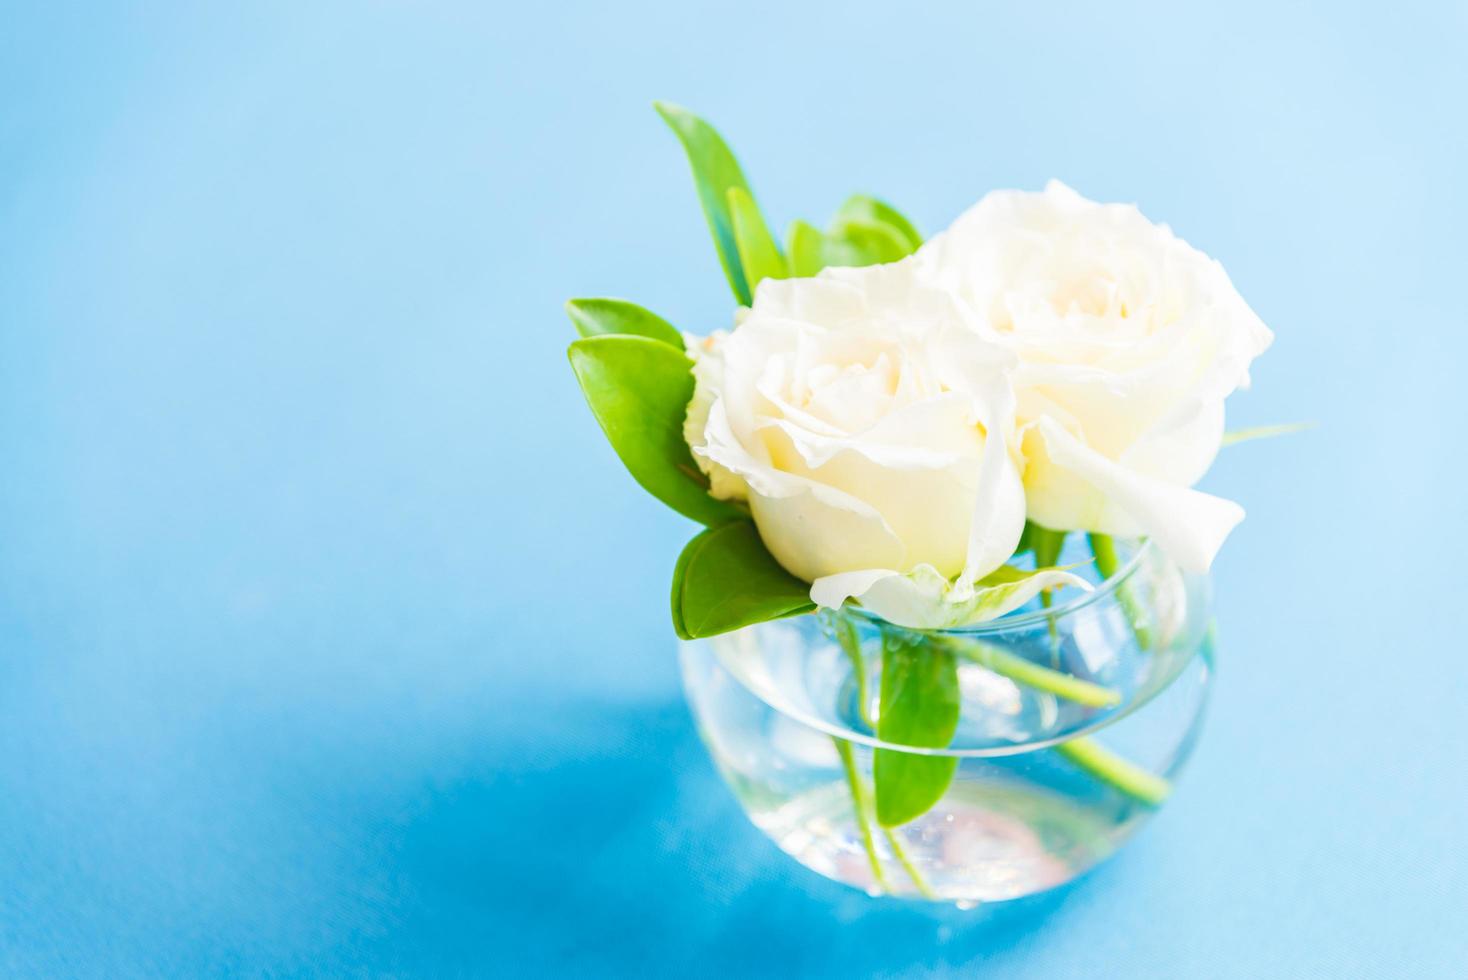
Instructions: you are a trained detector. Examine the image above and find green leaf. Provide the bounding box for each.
[564,298,684,347]
[785,220,826,277]
[654,101,755,305]
[727,186,787,295]
[671,521,815,639]
[783,199,922,278]
[825,219,914,266]
[568,335,744,527]
[874,630,960,826]
[834,195,923,252]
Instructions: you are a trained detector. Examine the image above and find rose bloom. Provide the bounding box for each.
[918,181,1273,572]
[682,260,1039,626]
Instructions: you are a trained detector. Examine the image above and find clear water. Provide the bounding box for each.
[757,780,1119,902]
[680,546,1214,904]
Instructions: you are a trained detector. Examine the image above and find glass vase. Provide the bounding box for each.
[679,537,1214,905]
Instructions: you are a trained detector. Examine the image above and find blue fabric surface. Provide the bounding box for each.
[2,2,1465,976]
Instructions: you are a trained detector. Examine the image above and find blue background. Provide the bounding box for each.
[2,2,1465,976]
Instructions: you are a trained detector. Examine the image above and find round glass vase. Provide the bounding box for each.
[679,537,1214,905]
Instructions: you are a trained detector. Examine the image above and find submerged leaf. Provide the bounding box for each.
[564,298,683,347]
[874,631,960,826]
[568,335,744,527]
[671,521,814,639]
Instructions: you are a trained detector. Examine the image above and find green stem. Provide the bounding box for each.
[828,601,1167,877]
[1030,526,1067,613]
[880,827,937,899]
[1088,533,1153,649]
[833,736,890,893]
[832,612,876,729]
[1053,737,1171,806]
[1088,530,1120,579]
[940,636,1121,708]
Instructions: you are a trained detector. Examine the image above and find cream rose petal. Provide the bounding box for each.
[684,253,1028,605]
[1034,416,1243,573]
[811,564,1091,630]
[696,399,906,581]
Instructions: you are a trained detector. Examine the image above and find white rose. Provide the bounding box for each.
[918,181,1273,572]
[683,259,1043,627]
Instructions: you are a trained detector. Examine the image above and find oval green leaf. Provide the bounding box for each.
[671,521,814,639]
[874,630,960,827]
[568,335,744,527]
[564,298,683,348]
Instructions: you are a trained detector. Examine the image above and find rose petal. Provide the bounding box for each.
[1033,417,1244,573]
[812,563,1092,629]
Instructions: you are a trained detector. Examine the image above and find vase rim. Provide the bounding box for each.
[693,535,1215,757]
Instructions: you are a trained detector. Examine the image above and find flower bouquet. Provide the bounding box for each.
[566,103,1279,903]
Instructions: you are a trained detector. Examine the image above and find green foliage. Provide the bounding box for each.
[727,186,787,295]
[783,197,925,276]
[655,101,769,306]
[826,218,914,265]
[874,630,960,826]
[671,521,815,640]
[834,195,924,252]
[655,103,926,304]
[564,298,684,348]
[785,220,827,277]
[567,335,744,527]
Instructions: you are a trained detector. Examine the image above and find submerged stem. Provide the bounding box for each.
[833,736,890,893]
[1030,526,1067,613]
[880,827,937,899]
[1054,737,1171,806]
[940,636,1121,708]
[1088,533,1153,649]
[826,601,1167,873]
[832,612,876,729]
